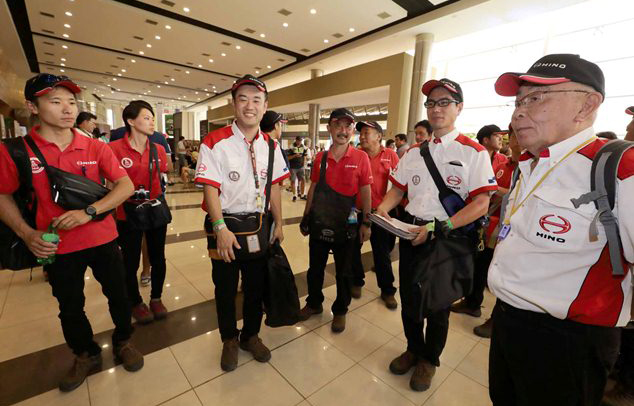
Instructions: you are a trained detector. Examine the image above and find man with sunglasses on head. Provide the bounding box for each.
[488,54,634,406]
[0,74,143,392]
[376,78,496,392]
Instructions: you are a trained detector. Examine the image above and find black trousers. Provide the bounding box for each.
[117,221,168,305]
[306,237,354,315]
[398,238,450,366]
[211,257,267,342]
[490,300,620,406]
[464,247,494,309]
[351,223,397,295]
[617,328,634,389]
[45,240,133,356]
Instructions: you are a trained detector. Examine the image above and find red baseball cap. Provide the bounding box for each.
[626,106,634,116]
[422,78,463,102]
[24,73,81,101]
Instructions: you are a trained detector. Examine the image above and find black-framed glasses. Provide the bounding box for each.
[424,98,460,108]
[509,90,590,109]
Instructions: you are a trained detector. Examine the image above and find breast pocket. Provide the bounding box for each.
[442,160,468,196]
[225,158,244,185]
[528,186,600,252]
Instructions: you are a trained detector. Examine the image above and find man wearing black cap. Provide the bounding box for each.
[195,75,289,371]
[488,54,634,406]
[626,106,634,141]
[298,108,373,333]
[260,110,287,142]
[350,121,400,308]
[0,74,143,391]
[376,78,496,392]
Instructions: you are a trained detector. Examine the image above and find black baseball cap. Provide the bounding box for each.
[422,78,463,103]
[495,54,605,99]
[260,110,287,132]
[328,108,355,123]
[24,73,81,101]
[626,106,634,116]
[355,121,383,134]
[476,124,502,144]
[231,74,267,97]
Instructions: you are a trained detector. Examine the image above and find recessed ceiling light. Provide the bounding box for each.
[62,33,69,38]
[349,27,355,32]
[112,78,117,81]
[283,22,289,27]
[221,53,226,57]
[266,65,271,69]
[146,44,152,48]
[204,88,208,91]
[157,85,161,88]
[147,90,151,93]
[60,63,65,66]
[310,8,316,14]
[235,45,241,50]
[260,33,265,38]
[323,39,329,43]
[255,70,259,74]
[61,57,66,61]
[131,59,136,63]
[170,78,175,81]
[139,51,144,54]
[62,45,68,49]
[165,25,171,29]
[121,69,126,72]
[198,64,202,67]
[206,93,209,96]
[64,24,71,28]
[164,81,168,84]
[65,11,72,16]
[155,35,161,40]
[117,73,122,76]
[197,98,200,101]
[60,69,65,72]
[183,7,190,12]
[195,91,198,94]
[111,91,114,94]
[208,58,214,63]
[185,70,190,74]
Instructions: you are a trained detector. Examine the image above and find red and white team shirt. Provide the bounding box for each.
[194,122,289,213]
[488,127,634,327]
[0,126,128,254]
[389,129,497,220]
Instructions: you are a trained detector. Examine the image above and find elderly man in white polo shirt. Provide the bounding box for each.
[488,54,634,406]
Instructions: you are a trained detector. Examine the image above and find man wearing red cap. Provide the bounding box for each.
[489,54,634,406]
[376,78,496,392]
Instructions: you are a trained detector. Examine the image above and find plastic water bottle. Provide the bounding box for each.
[347,208,358,225]
[37,225,59,265]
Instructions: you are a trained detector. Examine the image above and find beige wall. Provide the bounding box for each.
[207,53,414,139]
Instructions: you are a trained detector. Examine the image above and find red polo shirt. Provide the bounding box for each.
[355,146,399,209]
[311,145,373,198]
[487,158,518,237]
[0,126,128,254]
[108,134,168,220]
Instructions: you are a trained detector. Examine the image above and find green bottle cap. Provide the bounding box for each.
[41,233,60,244]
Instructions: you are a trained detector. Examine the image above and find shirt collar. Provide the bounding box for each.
[123,132,149,153]
[232,121,261,144]
[29,125,89,151]
[431,128,459,145]
[518,127,596,163]
[327,144,352,161]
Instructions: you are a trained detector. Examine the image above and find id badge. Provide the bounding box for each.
[246,234,261,253]
[498,224,511,241]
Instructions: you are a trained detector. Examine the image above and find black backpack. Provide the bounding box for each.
[0,138,38,270]
[571,139,634,276]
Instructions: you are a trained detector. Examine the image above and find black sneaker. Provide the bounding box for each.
[292,196,297,202]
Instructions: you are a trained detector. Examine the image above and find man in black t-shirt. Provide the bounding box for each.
[287,136,306,201]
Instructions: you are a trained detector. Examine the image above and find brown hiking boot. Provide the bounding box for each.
[331,314,346,333]
[240,335,271,362]
[59,352,102,392]
[298,304,323,321]
[389,350,417,375]
[450,299,481,318]
[114,341,144,372]
[410,359,436,392]
[474,318,493,338]
[381,293,398,310]
[221,337,239,371]
[351,285,362,299]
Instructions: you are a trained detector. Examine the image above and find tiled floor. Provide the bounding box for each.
[3,185,495,406]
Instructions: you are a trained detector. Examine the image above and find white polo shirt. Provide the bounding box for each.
[195,122,289,214]
[389,129,497,220]
[488,127,634,327]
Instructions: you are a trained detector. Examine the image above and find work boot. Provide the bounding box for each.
[474,318,493,338]
[450,299,481,318]
[410,359,436,392]
[59,352,102,392]
[381,293,398,310]
[131,303,154,324]
[221,337,239,371]
[350,285,362,299]
[298,304,323,321]
[114,341,144,372]
[331,314,346,333]
[389,350,417,375]
[239,335,271,362]
[149,299,168,320]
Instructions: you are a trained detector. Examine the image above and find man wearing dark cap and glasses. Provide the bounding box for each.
[488,54,634,406]
[376,78,496,392]
[298,108,373,333]
[0,74,143,391]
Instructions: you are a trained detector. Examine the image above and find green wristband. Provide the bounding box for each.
[425,222,435,232]
[446,219,454,230]
[212,218,225,227]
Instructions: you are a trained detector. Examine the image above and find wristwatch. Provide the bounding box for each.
[213,223,227,233]
[85,205,97,220]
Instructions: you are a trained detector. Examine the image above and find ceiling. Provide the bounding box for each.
[8,0,457,107]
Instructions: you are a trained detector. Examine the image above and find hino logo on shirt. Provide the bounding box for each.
[345,164,358,169]
[77,160,97,166]
[535,214,571,244]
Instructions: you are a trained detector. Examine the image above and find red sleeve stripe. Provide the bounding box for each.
[618,148,634,180]
[469,185,497,198]
[389,175,407,191]
[194,178,221,189]
[456,135,486,152]
[272,173,290,184]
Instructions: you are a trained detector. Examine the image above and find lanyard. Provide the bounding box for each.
[248,140,263,210]
[504,137,596,225]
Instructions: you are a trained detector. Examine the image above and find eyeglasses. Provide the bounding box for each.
[509,90,590,109]
[424,98,460,108]
[330,119,354,129]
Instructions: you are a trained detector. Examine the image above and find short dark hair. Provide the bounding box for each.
[122,100,154,133]
[395,133,407,142]
[476,124,502,144]
[597,131,618,140]
[414,120,433,134]
[76,112,97,127]
[386,139,396,147]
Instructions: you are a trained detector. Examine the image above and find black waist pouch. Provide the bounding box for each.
[206,213,272,261]
[123,195,172,230]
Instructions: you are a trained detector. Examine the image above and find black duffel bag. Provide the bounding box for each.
[122,141,172,230]
[24,136,112,220]
[0,138,39,270]
[264,242,300,327]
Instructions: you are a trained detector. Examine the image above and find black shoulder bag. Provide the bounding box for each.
[0,138,39,271]
[23,135,112,220]
[122,141,172,230]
